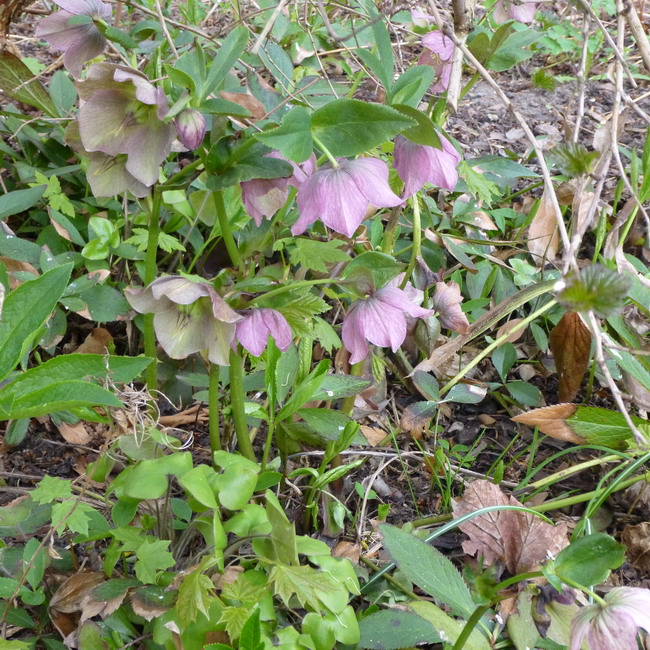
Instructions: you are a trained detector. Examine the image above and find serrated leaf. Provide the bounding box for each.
[311,99,415,157]
[134,539,175,584]
[0,51,57,116]
[269,564,348,613]
[568,405,645,449]
[177,568,215,625]
[288,238,350,274]
[31,475,72,504]
[380,524,476,618]
[558,265,630,317]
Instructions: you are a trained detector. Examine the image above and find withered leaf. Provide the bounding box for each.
[219,91,266,120]
[511,404,584,443]
[621,522,650,573]
[549,312,592,402]
[528,190,559,263]
[452,480,568,574]
[75,328,114,355]
[56,421,91,445]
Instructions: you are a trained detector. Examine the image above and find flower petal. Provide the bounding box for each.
[343,158,403,208]
[569,605,598,650]
[341,303,370,364]
[241,177,289,225]
[124,118,175,187]
[86,152,150,198]
[430,281,469,333]
[54,0,111,19]
[205,319,237,366]
[588,608,639,650]
[261,309,293,351]
[422,31,455,60]
[78,88,133,155]
[606,588,650,633]
[376,286,433,319]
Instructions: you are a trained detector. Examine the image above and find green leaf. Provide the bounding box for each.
[239,608,261,650]
[177,567,215,625]
[270,289,331,337]
[554,533,626,586]
[486,28,541,72]
[255,106,313,163]
[134,539,175,584]
[0,263,71,382]
[0,497,51,538]
[277,360,329,422]
[389,65,435,107]
[49,70,77,113]
[266,490,298,566]
[0,51,57,116]
[179,465,219,509]
[459,161,500,203]
[548,142,600,177]
[203,25,249,99]
[213,451,260,510]
[379,524,476,619]
[31,476,72,504]
[392,105,442,148]
[311,374,370,400]
[342,251,403,294]
[558,265,631,317]
[102,25,139,49]
[0,187,46,220]
[311,99,415,157]
[358,610,440,649]
[288,238,350,274]
[566,406,645,449]
[121,453,193,500]
[164,63,196,92]
[51,500,94,535]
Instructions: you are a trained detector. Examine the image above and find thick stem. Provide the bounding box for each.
[213,191,242,270]
[208,363,221,462]
[451,604,491,650]
[312,134,339,168]
[400,195,421,289]
[228,347,256,461]
[143,191,162,391]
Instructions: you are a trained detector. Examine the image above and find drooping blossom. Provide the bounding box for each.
[35,0,111,78]
[76,63,176,188]
[569,588,650,650]
[125,276,242,366]
[65,121,149,198]
[420,30,454,92]
[342,282,433,363]
[235,308,292,357]
[393,133,461,197]
[293,157,402,238]
[493,0,539,23]
[173,108,206,150]
[429,281,469,333]
[241,153,315,226]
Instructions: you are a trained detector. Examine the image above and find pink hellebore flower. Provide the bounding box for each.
[430,281,469,333]
[569,587,650,650]
[420,31,454,92]
[76,63,176,188]
[393,133,461,197]
[35,0,111,78]
[236,308,293,357]
[241,153,315,226]
[125,276,243,366]
[293,158,402,238]
[173,108,207,150]
[493,0,539,23]
[342,284,433,363]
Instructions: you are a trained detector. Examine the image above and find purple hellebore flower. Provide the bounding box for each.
[420,31,454,92]
[342,283,433,363]
[65,121,149,198]
[293,157,402,238]
[235,308,293,357]
[125,276,243,366]
[569,587,650,650]
[493,0,539,23]
[35,0,111,78]
[173,108,207,150]
[430,281,469,333]
[76,63,176,187]
[393,133,461,197]
[241,153,316,226]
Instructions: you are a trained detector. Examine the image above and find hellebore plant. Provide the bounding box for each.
[173,108,207,150]
[35,0,111,77]
[241,153,315,226]
[420,30,455,92]
[293,157,402,238]
[430,281,470,333]
[569,587,650,650]
[493,0,540,23]
[342,282,433,363]
[393,133,461,197]
[236,308,293,357]
[76,63,176,188]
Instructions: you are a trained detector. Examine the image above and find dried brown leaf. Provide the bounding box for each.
[452,480,568,574]
[621,522,650,573]
[496,318,525,343]
[359,425,386,446]
[0,256,39,289]
[50,572,106,613]
[56,421,91,444]
[219,91,266,120]
[332,541,361,564]
[74,328,113,354]
[549,312,591,402]
[528,190,559,263]
[512,404,584,443]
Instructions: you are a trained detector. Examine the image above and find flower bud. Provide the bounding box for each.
[173,109,206,150]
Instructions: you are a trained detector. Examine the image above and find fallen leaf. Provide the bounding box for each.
[621,522,650,573]
[511,404,584,443]
[0,256,38,288]
[528,190,559,263]
[452,480,568,574]
[159,404,209,427]
[74,328,113,354]
[56,421,91,444]
[549,312,592,402]
[332,541,361,564]
[219,91,266,120]
[496,318,525,344]
[360,425,386,446]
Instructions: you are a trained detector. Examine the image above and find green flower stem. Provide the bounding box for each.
[381,205,403,255]
[560,575,607,606]
[492,571,544,594]
[143,190,162,392]
[248,278,341,305]
[229,347,256,461]
[440,299,558,396]
[341,361,365,415]
[208,363,221,462]
[163,159,203,187]
[312,134,339,168]
[400,195,422,289]
[212,190,242,271]
[451,604,491,650]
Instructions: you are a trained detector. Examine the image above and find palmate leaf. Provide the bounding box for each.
[288,238,350,274]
